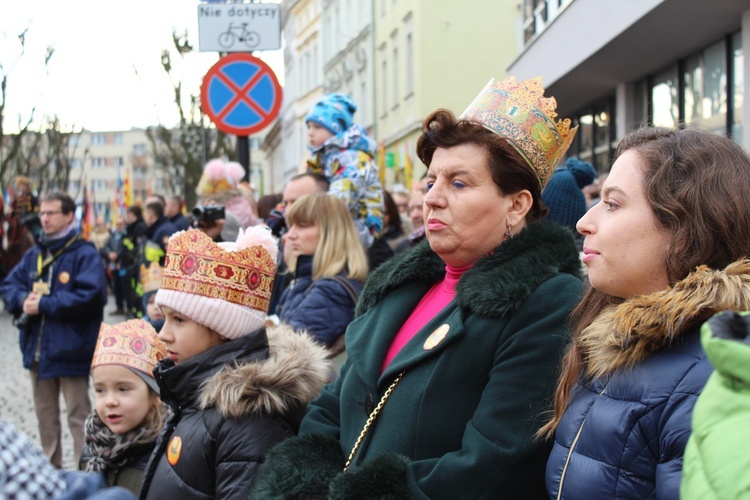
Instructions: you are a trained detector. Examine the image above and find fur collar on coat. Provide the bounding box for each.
[357,220,583,319]
[580,259,750,379]
[196,323,331,420]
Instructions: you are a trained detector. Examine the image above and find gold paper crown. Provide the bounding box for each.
[91,319,167,377]
[140,262,164,294]
[161,229,276,312]
[460,76,578,188]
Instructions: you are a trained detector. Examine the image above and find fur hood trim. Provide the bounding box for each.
[357,220,582,318]
[198,324,331,419]
[580,260,750,378]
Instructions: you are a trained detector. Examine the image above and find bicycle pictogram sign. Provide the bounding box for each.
[219,23,261,50]
[200,53,282,136]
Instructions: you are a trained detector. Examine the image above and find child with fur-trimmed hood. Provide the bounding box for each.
[138,227,330,500]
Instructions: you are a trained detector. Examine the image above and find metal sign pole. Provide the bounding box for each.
[238,135,250,182]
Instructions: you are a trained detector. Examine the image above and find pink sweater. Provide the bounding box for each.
[381,264,469,372]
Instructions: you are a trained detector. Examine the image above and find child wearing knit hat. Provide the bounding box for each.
[139,227,330,500]
[80,319,168,495]
[304,93,385,249]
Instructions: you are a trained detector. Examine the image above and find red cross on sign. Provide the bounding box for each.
[200,53,282,136]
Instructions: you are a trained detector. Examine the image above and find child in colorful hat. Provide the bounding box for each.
[139,226,330,500]
[80,319,168,495]
[304,93,384,250]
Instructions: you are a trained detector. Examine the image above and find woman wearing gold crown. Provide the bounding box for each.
[137,226,331,499]
[250,77,584,498]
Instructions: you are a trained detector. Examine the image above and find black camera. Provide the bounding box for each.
[192,205,225,222]
[13,313,31,331]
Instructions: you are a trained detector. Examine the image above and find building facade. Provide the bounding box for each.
[509,0,749,173]
[372,0,519,188]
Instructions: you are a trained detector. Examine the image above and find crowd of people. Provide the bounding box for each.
[2,78,750,499]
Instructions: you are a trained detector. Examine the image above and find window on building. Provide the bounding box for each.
[70,158,83,169]
[361,80,367,125]
[91,157,106,169]
[651,66,679,128]
[113,157,124,167]
[91,134,106,145]
[68,135,80,147]
[380,45,388,117]
[732,31,743,146]
[571,99,616,173]
[684,40,727,136]
[114,133,123,145]
[392,30,399,108]
[577,114,594,165]
[133,144,147,156]
[405,14,414,97]
[637,32,742,146]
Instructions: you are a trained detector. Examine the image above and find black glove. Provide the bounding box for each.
[328,453,411,500]
[250,433,344,499]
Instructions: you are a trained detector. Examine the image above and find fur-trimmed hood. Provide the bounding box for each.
[580,260,750,378]
[197,324,331,419]
[357,220,583,319]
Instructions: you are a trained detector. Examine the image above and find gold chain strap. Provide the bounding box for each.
[343,370,405,472]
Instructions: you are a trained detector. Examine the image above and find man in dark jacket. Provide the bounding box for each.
[143,201,177,265]
[0,191,107,468]
[165,195,190,231]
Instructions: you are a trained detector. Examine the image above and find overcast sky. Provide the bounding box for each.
[0,0,283,133]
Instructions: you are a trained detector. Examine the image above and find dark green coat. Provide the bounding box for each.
[252,221,583,499]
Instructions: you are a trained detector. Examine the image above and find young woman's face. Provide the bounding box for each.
[285,222,320,258]
[577,150,672,299]
[307,121,334,149]
[93,365,155,435]
[158,305,224,363]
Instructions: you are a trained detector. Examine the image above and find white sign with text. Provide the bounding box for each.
[198,3,281,52]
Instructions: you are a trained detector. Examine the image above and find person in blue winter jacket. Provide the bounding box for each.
[541,126,750,499]
[305,93,384,249]
[276,193,368,354]
[0,190,108,469]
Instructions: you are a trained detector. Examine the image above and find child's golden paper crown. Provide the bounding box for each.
[160,229,276,313]
[140,262,164,294]
[91,319,166,377]
[460,76,577,188]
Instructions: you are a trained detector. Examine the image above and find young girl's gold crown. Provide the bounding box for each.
[460,76,577,188]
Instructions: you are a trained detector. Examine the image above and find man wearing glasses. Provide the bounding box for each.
[0,191,107,468]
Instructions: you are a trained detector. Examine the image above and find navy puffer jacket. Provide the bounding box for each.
[277,255,362,346]
[545,261,750,499]
[0,228,107,378]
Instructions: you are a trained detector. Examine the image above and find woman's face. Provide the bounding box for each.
[577,150,672,299]
[285,222,320,258]
[424,143,522,267]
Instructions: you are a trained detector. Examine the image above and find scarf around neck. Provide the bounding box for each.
[82,407,165,473]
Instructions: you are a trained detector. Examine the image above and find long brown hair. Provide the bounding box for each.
[538,126,750,439]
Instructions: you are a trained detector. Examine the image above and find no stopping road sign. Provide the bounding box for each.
[200,53,282,136]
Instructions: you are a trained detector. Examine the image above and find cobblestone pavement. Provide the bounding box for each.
[0,294,120,470]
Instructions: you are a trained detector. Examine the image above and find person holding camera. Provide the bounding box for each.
[0,190,108,469]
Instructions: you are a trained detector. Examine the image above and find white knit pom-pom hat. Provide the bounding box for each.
[156,226,278,340]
